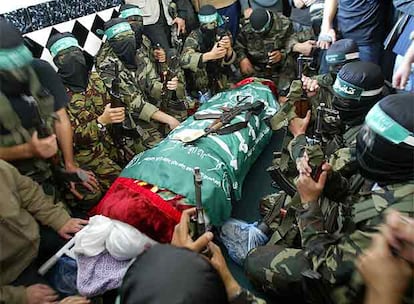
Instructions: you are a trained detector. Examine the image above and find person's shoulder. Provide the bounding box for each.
[31,58,57,75]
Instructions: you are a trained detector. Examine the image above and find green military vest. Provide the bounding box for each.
[0,67,55,181]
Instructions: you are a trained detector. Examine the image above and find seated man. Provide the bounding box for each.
[0,20,100,211]
[95,18,180,149]
[180,5,236,100]
[47,32,126,176]
[235,8,315,92]
[120,208,266,304]
[0,160,88,304]
[245,93,414,303]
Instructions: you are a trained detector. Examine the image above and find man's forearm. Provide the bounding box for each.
[54,108,75,169]
[0,143,34,161]
[321,0,337,30]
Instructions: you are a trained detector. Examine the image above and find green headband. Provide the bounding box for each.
[120,7,143,19]
[49,37,79,57]
[333,77,383,100]
[0,44,33,71]
[198,12,224,26]
[326,51,359,64]
[365,103,414,146]
[105,22,133,40]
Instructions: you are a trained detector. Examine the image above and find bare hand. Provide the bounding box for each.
[26,284,58,304]
[208,242,242,300]
[154,48,166,63]
[218,35,231,50]
[357,232,412,301]
[59,296,90,304]
[65,166,100,199]
[167,116,180,130]
[166,76,179,91]
[317,28,336,49]
[392,60,411,90]
[296,161,328,202]
[173,17,186,34]
[58,218,88,239]
[171,208,214,252]
[244,8,253,19]
[385,210,414,263]
[268,50,283,64]
[98,104,125,125]
[30,131,58,159]
[289,110,311,137]
[240,58,255,75]
[294,40,316,56]
[302,76,319,97]
[208,43,227,60]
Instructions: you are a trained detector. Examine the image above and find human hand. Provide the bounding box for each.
[166,116,180,130]
[171,208,214,252]
[218,35,231,50]
[173,17,186,34]
[98,103,125,125]
[240,58,255,75]
[392,60,411,90]
[208,242,242,300]
[26,284,58,304]
[29,131,58,159]
[357,232,412,303]
[294,40,316,56]
[207,43,227,60]
[301,76,319,97]
[296,161,328,203]
[317,28,336,49]
[58,218,88,239]
[289,110,311,137]
[167,76,179,91]
[268,50,283,64]
[59,296,90,304]
[154,48,166,63]
[65,165,100,199]
[244,8,253,19]
[384,210,414,263]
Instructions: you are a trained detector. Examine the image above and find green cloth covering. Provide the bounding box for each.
[121,82,280,225]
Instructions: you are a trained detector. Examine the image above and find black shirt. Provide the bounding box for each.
[0,59,69,135]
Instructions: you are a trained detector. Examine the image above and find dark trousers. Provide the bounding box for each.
[143,18,172,50]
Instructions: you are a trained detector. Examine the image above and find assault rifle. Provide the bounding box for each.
[108,62,137,166]
[193,167,206,238]
[28,96,88,188]
[168,2,184,54]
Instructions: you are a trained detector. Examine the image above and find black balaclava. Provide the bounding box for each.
[0,19,34,96]
[120,244,228,304]
[47,32,89,93]
[119,4,144,48]
[356,94,414,184]
[326,38,360,74]
[250,8,274,35]
[105,18,137,69]
[332,61,384,126]
[198,5,219,52]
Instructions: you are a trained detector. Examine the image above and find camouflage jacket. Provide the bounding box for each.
[234,13,303,74]
[180,28,236,95]
[297,182,414,303]
[135,46,186,106]
[310,72,336,108]
[95,41,159,122]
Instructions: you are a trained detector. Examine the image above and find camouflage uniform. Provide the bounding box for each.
[180,28,236,97]
[95,38,162,149]
[245,182,414,303]
[135,43,188,127]
[234,13,312,91]
[66,71,124,190]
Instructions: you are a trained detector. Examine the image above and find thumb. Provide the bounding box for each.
[304,110,311,124]
[105,103,112,109]
[317,171,328,188]
[32,130,39,140]
[192,231,214,252]
[371,233,390,254]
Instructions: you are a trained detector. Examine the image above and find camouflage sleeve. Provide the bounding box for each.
[288,134,308,160]
[283,17,298,54]
[175,68,186,99]
[181,32,204,72]
[297,201,327,247]
[230,289,267,304]
[67,93,102,147]
[136,48,163,101]
[234,28,249,66]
